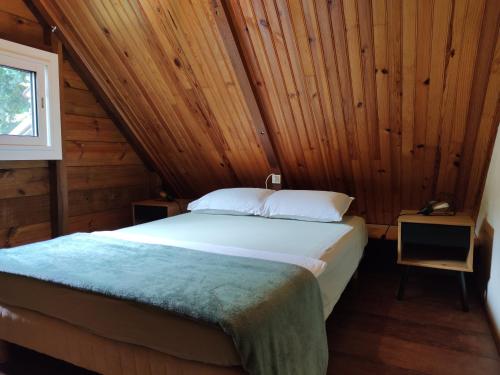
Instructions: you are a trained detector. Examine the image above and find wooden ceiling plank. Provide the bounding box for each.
[257,0,319,188]
[298,0,345,192]
[314,0,355,196]
[411,0,433,209]
[96,0,223,192]
[443,0,486,197]
[90,1,214,179]
[434,0,472,197]
[329,0,361,162]
[256,0,319,182]
[329,0,367,217]
[202,1,273,182]
[234,1,308,188]
[357,0,385,223]
[238,0,312,186]
[136,0,271,188]
[464,28,500,209]
[192,4,263,186]
[178,0,267,186]
[400,0,417,212]
[372,0,393,223]
[258,0,318,188]
[421,0,453,203]
[386,0,403,220]
[284,0,336,190]
[343,0,378,223]
[455,0,500,208]
[123,0,244,188]
[357,0,381,162]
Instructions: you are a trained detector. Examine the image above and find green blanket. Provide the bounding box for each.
[0,233,327,375]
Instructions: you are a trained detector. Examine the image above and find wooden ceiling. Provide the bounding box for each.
[32,0,276,198]
[31,0,500,225]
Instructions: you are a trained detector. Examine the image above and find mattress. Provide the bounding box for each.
[0,213,367,367]
[112,213,368,316]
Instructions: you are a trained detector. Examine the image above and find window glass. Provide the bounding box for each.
[0,64,37,137]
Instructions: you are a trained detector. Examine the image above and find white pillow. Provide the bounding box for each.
[187,188,274,216]
[261,190,354,222]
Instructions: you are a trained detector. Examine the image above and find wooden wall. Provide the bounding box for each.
[32,0,500,227]
[0,1,157,247]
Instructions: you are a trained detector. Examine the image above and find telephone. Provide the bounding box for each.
[418,201,452,216]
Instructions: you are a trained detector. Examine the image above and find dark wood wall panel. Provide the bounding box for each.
[62,58,157,233]
[0,161,50,199]
[0,0,157,247]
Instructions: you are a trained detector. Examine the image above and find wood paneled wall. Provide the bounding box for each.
[31,0,500,226]
[0,1,157,247]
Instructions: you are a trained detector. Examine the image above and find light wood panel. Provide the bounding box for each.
[226,0,500,223]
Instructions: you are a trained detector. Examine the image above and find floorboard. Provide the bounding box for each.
[0,241,498,374]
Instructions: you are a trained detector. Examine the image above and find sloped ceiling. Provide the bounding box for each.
[32,0,277,198]
[31,0,500,224]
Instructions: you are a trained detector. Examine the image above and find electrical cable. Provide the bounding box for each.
[265,173,273,189]
[381,212,413,240]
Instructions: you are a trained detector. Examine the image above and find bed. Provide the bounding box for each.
[0,212,367,374]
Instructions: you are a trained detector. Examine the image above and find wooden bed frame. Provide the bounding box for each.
[0,303,245,375]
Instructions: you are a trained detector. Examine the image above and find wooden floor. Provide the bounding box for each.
[327,250,500,374]
[1,242,498,375]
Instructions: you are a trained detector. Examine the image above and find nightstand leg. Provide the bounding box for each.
[397,266,409,300]
[459,272,469,312]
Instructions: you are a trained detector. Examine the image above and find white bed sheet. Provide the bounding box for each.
[96,213,367,317]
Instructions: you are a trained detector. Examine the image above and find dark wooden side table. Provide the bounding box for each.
[396,211,474,311]
[132,199,189,225]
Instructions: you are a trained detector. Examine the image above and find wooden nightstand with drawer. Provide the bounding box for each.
[396,211,474,311]
[132,199,188,225]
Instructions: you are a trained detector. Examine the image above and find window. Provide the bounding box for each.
[0,38,61,160]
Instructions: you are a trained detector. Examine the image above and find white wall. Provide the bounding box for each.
[477,128,500,340]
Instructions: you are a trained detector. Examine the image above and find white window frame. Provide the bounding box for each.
[0,38,62,160]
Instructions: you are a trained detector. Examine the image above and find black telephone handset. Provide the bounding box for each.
[418,201,451,215]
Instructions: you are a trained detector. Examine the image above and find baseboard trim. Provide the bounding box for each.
[485,303,500,355]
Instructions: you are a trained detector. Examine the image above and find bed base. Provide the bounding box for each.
[0,303,245,375]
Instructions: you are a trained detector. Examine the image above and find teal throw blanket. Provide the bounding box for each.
[0,233,327,375]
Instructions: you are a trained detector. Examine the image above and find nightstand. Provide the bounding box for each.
[132,199,187,225]
[396,211,474,311]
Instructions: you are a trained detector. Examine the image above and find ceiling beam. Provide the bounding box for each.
[21,0,68,236]
[211,0,282,175]
[48,31,69,237]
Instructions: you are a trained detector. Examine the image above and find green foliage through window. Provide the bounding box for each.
[0,65,36,136]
